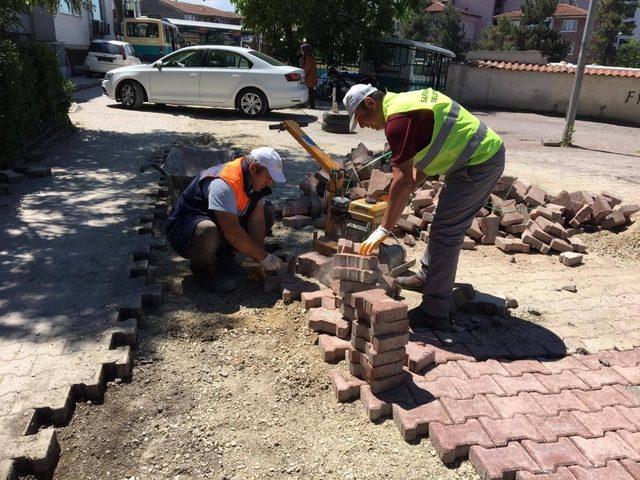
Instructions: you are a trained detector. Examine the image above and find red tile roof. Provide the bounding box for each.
[427,1,482,18]
[497,4,587,19]
[158,0,241,19]
[469,60,640,78]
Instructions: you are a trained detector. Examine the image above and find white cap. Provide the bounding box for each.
[343,83,379,131]
[250,147,286,183]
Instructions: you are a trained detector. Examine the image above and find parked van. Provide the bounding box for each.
[85,40,141,76]
[123,17,180,62]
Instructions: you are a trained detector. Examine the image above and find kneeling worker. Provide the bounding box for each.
[167,147,286,292]
[343,84,505,330]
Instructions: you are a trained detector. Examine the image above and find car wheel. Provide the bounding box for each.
[321,121,351,134]
[120,81,144,109]
[237,88,268,117]
[322,111,350,126]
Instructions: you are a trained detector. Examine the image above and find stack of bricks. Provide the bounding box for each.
[344,288,411,394]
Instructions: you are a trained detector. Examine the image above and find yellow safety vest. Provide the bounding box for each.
[382,89,503,176]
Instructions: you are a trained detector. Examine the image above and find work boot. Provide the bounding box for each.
[216,254,245,277]
[206,275,237,294]
[396,273,425,292]
[408,306,451,331]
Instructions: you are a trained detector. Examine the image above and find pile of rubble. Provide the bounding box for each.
[275,142,639,267]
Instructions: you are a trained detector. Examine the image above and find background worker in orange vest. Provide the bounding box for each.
[167,147,286,293]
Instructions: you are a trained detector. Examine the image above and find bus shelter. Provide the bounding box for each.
[361,37,455,92]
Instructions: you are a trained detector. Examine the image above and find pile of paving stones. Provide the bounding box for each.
[276,142,640,267]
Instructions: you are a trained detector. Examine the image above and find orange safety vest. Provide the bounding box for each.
[213,157,250,215]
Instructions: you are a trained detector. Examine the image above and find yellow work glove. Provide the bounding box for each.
[359,226,390,256]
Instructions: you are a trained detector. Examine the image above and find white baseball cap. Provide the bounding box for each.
[343,83,379,131]
[250,147,286,183]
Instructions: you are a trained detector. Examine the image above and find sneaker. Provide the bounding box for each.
[408,306,451,331]
[396,273,425,292]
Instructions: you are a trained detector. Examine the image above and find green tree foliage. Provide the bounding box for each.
[232,0,417,65]
[615,38,640,67]
[478,16,516,50]
[592,0,639,65]
[435,1,464,57]
[512,0,569,61]
[0,40,72,167]
[400,1,463,57]
[401,1,436,42]
[1,0,92,36]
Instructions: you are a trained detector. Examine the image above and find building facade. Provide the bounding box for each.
[495,3,588,63]
[141,0,242,46]
[10,0,141,76]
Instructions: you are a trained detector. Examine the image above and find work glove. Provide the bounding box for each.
[359,226,390,256]
[260,253,285,272]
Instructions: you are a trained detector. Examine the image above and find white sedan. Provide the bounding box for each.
[101,46,308,117]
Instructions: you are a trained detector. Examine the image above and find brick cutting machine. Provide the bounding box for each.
[268,120,388,240]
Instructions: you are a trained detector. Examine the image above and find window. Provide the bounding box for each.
[206,50,252,69]
[561,19,578,32]
[59,0,81,16]
[161,49,205,67]
[248,50,285,66]
[89,42,122,54]
[126,21,159,38]
[91,0,101,20]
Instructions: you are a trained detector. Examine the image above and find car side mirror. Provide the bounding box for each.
[153,60,163,70]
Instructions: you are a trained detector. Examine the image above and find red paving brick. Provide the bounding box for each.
[470,442,541,480]
[515,467,578,480]
[493,373,550,395]
[522,438,591,472]
[574,368,630,389]
[458,359,511,378]
[429,419,494,464]
[571,432,640,467]
[531,391,590,415]
[441,395,501,423]
[573,386,636,411]
[392,400,452,441]
[540,356,590,374]
[533,371,590,394]
[501,359,552,376]
[486,392,547,419]
[451,375,506,399]
[572,406,636,436]
[618,430,640,456]
[478,414,544,446]
[620,459,640,479]
[422,360,468,382]
[614,366,640,384]
[617,406,640,429]
[414,377,460,399]
[526,411,592,443]
[570,460,636,480]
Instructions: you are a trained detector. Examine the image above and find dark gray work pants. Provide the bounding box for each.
[419,145,506,318]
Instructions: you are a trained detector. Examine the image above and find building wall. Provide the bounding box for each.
[54,10,91,49]
[552,16,586,63]
[455,0,497,37]
[501,0,590,13]
[447,62,640,124]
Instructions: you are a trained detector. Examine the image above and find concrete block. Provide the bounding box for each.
[601,210,627,229]
[559,252,583,266]
[550,238,573,253]
[524,185,547,207]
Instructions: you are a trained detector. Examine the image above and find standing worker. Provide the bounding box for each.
[166,148,286,293]
[343,84,505,330]
[300,43,317,109]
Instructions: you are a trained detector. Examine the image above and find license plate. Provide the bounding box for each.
[97,56,114,62]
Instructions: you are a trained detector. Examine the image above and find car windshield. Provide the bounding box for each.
[248,50,286,66]
[90,42,121,55]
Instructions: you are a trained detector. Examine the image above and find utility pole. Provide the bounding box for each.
[562,0,599,145]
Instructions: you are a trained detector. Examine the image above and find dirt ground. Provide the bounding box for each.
[53,222,480,480]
